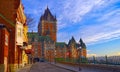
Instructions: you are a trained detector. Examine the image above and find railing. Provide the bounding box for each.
[55,56,120,65]
[55,58,88,64]
[87,56,120,65]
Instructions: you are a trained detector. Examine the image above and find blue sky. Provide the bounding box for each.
[22,0,120,57]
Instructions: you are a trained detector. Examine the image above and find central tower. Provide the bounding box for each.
[38,7,57,42]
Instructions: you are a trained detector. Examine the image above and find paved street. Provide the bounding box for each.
[17,62,120,72]
[29,62,74,72]
[52,63,120,72]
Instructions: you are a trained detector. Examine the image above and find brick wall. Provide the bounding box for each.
[0,26,9,72]
[0,27,9,63]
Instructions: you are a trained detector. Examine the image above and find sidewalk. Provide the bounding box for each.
[16,64,32,72]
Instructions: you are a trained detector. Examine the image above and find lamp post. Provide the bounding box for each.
[77,46,82,71]
[105,55,108,65]
[54,50,56,64]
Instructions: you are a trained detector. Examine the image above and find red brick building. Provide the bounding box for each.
[38,7,57,42]
[67,37,87,59]
[28,32,55,62]
[27,7,57,62]
[0,24,9,72]
[0,0,27,72]
[55,42,67,59]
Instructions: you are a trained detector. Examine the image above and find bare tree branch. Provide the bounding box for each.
[26,14,35,31]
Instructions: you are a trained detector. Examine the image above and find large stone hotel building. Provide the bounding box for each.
[28,7,87,62]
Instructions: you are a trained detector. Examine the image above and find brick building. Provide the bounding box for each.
[28,33,42,59]
[55,42,67,59]
[28,32,55,62]
[67,37,87,59]
[44,38,55,62]
[79,38,87,58]
[28,7,87,63]
[0,1,18,71]
[0,0,28,72]
[0,24,9,72]
[38,7,57,42]
[28,7,57,62]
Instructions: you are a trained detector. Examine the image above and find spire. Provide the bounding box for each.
[47,5,48,9]
[68,39,71,45]
[45,6,51,16]
[46,5,50,13]
[79,38,86,49]
[79,38,83,44]
[71,36,76,43]
[40,6,56,21]
[54,14,57,21]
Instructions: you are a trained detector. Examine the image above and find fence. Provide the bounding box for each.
[55,57,88,64]
[55,56,120,65]
[88,56,120,65]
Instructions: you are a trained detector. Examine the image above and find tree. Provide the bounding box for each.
[26,14,35,31]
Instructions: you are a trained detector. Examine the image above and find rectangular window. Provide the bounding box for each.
[18,28,22,37]
[5,35,8,46]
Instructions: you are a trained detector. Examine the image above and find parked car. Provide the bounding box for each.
[33,58,39,63]
[40,58,45,62]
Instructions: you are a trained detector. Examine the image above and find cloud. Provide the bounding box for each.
[22,0,120,45]
[110,52,120,56]
[58,21,120,45]
[57,16,67,30]
[87,50,91,52]
[87,53,97,57]
[57,0,120,37]
[57,0,104,27]
[57,31,72,43]
[117,52,120,56]
[84,29,120,44]
[80,9,120,45]
[98,9,120,22]
[57,0,120,45]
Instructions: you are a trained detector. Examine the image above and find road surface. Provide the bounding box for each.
[17,62,120,72]
[29,62,74,72]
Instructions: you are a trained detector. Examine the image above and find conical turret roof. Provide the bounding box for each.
[40,6,56,21]
[79,38,86,49]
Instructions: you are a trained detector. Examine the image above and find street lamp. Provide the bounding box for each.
[77,46,82,71]
[54,50,56,64]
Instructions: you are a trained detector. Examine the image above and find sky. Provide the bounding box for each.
[22,0,120,57]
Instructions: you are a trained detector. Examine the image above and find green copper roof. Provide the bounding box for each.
[56,42,66,48]
[27,32,53,42]
[27,32,38,37]
[38,36,52,42]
